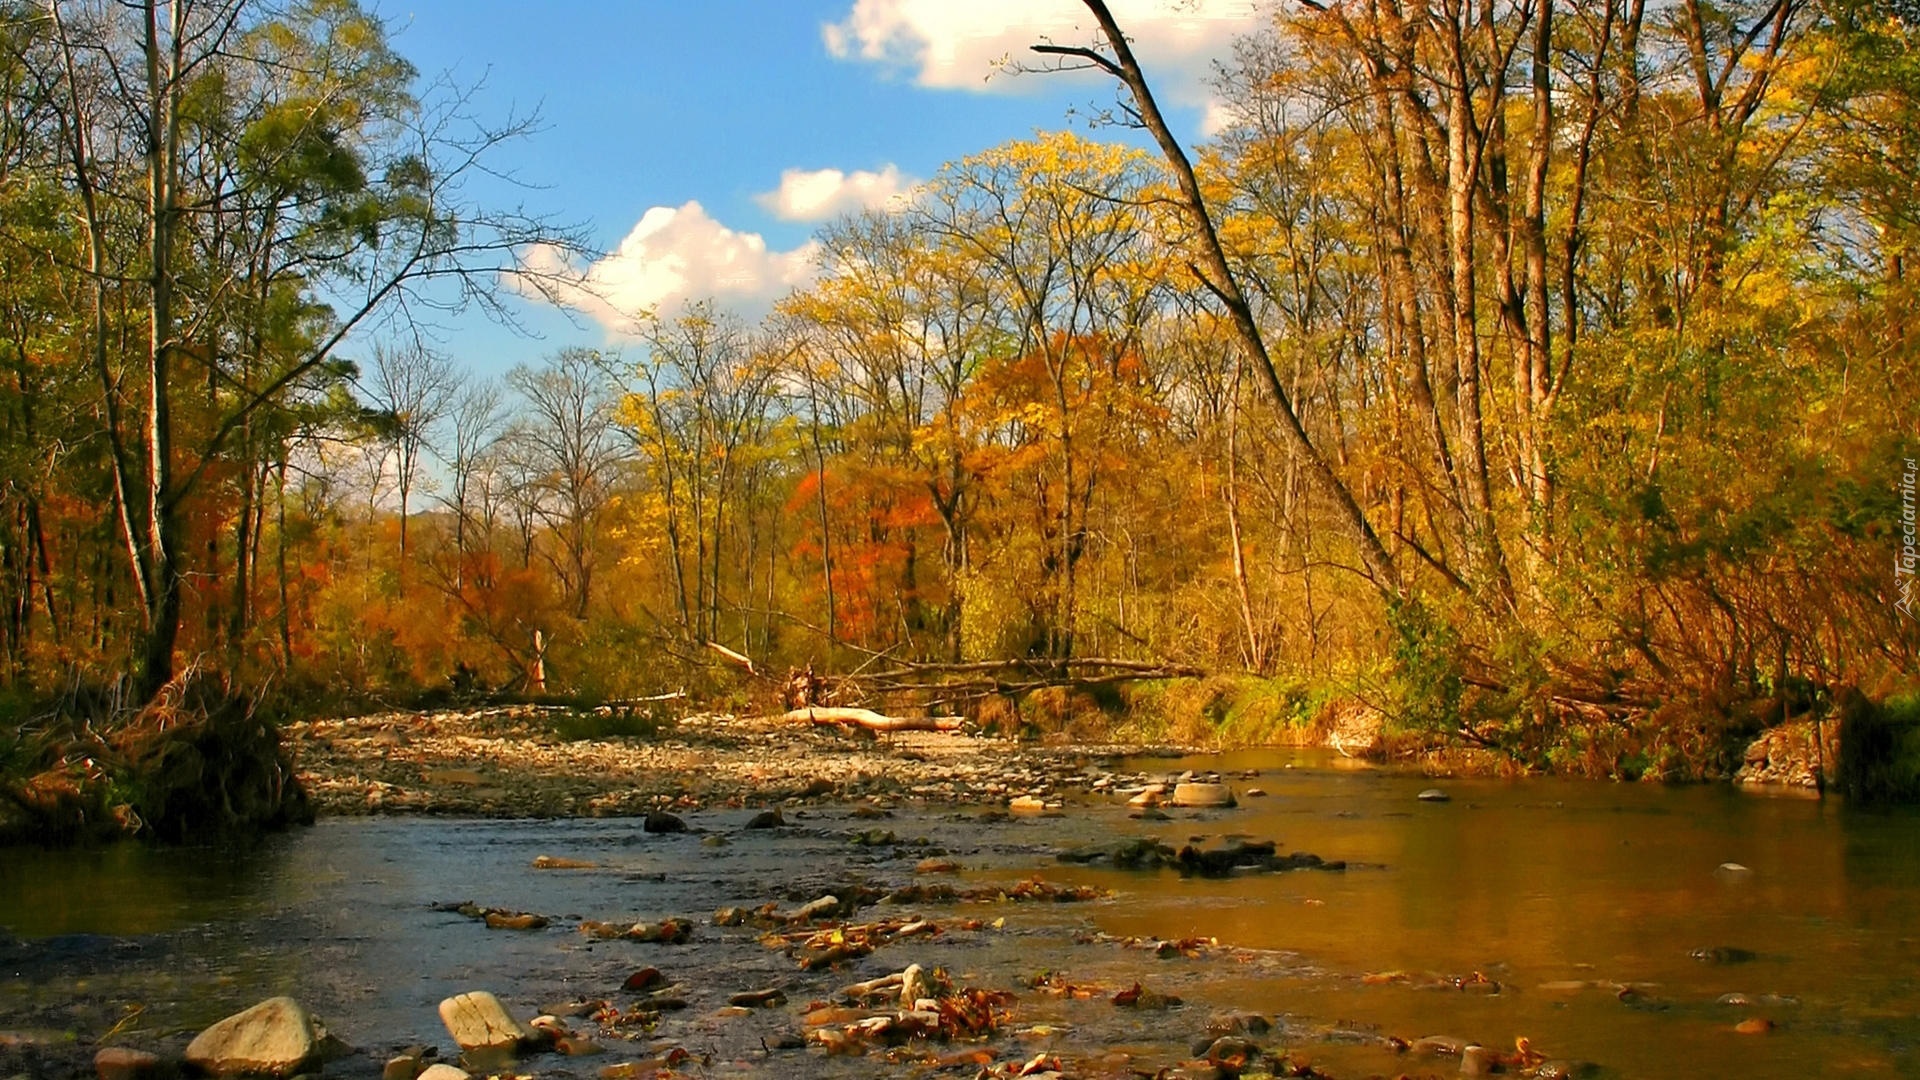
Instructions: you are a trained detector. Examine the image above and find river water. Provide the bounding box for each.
[3,749,1917,1078]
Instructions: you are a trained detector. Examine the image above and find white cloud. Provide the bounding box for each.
[822,0,1268,115]
[519,201,818,334]
[757,165,917,222]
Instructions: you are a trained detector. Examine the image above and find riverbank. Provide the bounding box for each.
[285,707,1198,819]
[283,701,1852,824]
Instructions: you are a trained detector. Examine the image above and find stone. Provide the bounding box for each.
[1460,1044,1500,1075]
[1170,782,1235,808]
[915,858,961,874]
[183,997,325,1078]
[1204,1011,1272,1038]
[1409,1035,1466,1057]
[1009,794,1052,814]
[1417,788,1451,802]
[745,809,785,828]
[725,988,786,1008]
[94,1047,164,1080]
[437,991,530,1051]
[899,964,931,1009]
[483,911,547,930]
[1734,1017,1775,1035]
[381,1055,423,1080]
[622,968,665,992]
[415,1066,470,1080]
[1202,1036,1260,1069]
[642,811,686,833]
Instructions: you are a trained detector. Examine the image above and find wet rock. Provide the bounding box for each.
[1009,795,1058,814]
[415,1065,470,1080]
[1244,787,1268,797]
[437,991,530,1051]
[184,996,326,1078]
[591,918,690,943]
[1130,807,1171,821]
[1734,1017,1776,1035]
[94,1047,165,1080]
[712,907,746,927]
[1112,983,1181,1009]
[1716,862,1753,877]
[555,1037,605,1056]
[915,857,961,874]
[483,911,548,930]
[1410,1035,1467,1057]
[1201,1035,1260,1070]
[727,988,787,1008]
[745,809,785,828]
[642,811,686,833]
[1204,1012,1272,1038]
[1690,946,1757,964]
[381,1054,423,1080]
[1126,786,1166,808]
[1170,782,1235,808]
[621,968,665,992]
[1460,1044,1500,1074]
[1417,788,1451,802]
[1058,837,1178,870]
[530,855,596,869]
[900,964,931,1008]
[786,894,843,922]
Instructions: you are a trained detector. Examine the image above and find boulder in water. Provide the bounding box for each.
[183,996,324,1077]
[1170,782,1235,808]
[437,991,529,1051]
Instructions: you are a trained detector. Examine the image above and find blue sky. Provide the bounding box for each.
[377,0,1272,374]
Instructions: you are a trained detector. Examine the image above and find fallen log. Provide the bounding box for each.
[779,707,966,733]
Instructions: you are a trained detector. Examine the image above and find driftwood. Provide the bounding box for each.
[780,707,966,734]
[706,640,757,676]
[858,656,1208,700]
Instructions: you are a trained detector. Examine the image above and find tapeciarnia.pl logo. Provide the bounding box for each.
[1899,457,1917,621]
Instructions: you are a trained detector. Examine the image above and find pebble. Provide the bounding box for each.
[1417,788,1450,802]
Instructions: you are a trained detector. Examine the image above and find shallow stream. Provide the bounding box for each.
[3,749,1917,1078]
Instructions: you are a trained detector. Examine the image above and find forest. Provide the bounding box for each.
[1,0,1917,778]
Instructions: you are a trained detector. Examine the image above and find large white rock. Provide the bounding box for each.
[1170,781,1236,808]
[183,996,323,1077]
[415,1065,471,1080]
[437,991,529,1051]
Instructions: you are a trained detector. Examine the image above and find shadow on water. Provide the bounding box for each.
[0,754,1916,1079]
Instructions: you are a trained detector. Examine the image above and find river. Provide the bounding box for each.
[3,749,1917,1078]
